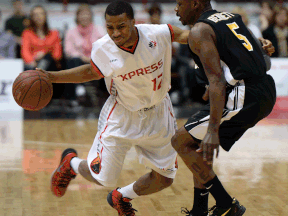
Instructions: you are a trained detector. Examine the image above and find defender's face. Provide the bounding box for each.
[105,13,135,47]
[175,0,195,26]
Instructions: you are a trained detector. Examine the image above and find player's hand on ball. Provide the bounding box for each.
[36,68,52,81]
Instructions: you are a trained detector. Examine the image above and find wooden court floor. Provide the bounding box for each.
[0,118,288,216]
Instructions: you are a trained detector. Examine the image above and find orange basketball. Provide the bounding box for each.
[12,70,53,111]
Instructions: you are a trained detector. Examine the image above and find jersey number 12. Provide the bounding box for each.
[227,22,253,51]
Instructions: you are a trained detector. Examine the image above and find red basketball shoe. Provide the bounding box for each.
[107,188,138,216]
[51,148,77,197]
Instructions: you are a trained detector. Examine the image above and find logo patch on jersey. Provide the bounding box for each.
[90,152,101,174]
[149,41,157,48]
[110,59,118,63]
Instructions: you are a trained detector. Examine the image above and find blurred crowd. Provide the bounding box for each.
[0,0,287,111]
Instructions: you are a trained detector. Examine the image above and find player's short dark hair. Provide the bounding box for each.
[105,1,134,20]
[202,0,211,6]
[148,3,162,16]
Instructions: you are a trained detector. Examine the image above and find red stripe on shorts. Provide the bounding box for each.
[100,147,104,164]
[168,106,174,118]
[99,101,118,140]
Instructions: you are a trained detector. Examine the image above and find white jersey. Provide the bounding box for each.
[90,24,174,112]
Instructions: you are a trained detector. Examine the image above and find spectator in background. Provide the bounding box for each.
[21,5,63,99]
[5,0,29,58]
[259,0,275,32]
[148,2,162,24]
[263,7,288,57]
[233,7,263,39]
[21,5,62,71]
[65,4,104,68]
[0,10,16,59]
[64,4,106,105]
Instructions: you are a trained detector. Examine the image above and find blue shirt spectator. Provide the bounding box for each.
[0,30,16,58]
[0,10,16,58]
[4,0,29,58]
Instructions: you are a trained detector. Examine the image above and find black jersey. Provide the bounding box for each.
[190,10,267,86]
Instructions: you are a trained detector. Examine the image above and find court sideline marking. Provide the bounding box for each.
[24,140,91,147]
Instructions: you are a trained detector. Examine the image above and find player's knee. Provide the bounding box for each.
[78,160,88,173]
[171,131,179,151]
[161,176,173,188]
[78,161,104,186]
[172,127,197,153]
[171,129,183,151]
[152,171,174,188]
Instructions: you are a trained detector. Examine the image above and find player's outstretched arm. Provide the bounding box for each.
[170,25,190,44]
[36,64,102,83]
[189,23,226,164]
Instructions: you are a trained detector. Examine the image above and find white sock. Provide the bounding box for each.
[117,182,139,199]
[70,157,83,174]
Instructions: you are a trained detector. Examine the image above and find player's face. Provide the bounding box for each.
[175,0,196,26]
[106,13,135,47]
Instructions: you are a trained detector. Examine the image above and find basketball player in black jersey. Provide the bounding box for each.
[171,0,276,216]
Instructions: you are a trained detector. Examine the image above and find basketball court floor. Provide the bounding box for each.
[1,118,287,216]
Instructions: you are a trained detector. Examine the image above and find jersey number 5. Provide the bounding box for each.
[227,22,253,51]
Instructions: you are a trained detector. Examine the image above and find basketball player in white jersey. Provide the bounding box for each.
[39,1,189,215]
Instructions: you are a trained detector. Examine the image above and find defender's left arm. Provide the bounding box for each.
[169,25,190,44]
[189,23,226,164]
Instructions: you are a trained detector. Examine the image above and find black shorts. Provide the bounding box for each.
[184,75,276,151]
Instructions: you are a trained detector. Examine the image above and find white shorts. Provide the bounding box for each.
[87,94,178,187]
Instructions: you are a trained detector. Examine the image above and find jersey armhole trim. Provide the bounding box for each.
[90,59,104,78]
[196,20,220,49]
[167,24,174,42]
